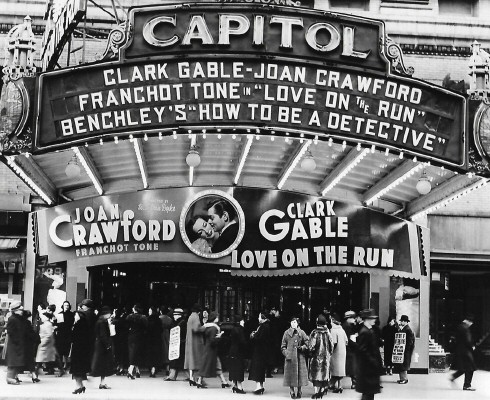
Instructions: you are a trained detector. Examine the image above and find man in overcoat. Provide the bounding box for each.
[450,315,477,391]
[6,301,25,384]
[395,315,415,384]
[354,309,383,400]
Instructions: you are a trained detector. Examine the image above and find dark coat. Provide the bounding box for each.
[248,320,271,382]
[198,324,221,377]
[127,312,148,365]
[55,310,74,357]
[452,321,476,372]
[6,313,26,367]
[146,314,163,367]
[228,324,247,382]
[382,323,397,368]
[91,316,115,377]
[281,327,309,387]
[354,325,383,395]
[24,317,40,371]
[160,314,172,365]
[211,222,239,253]
[169,316,186,369]
[70,311,95,376]
[113,313,129,367]
[395,324,415,372]
[342,320,359,377]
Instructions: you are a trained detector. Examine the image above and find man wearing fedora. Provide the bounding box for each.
[5,301,25,384]
[354,309,383,400]
[395,315,415,384]
[449,314,476,391]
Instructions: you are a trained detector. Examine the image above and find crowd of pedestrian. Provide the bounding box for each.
[2,299,478,397]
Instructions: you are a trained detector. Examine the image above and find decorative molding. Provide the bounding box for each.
[385,36,415,76]
[101,21,130,60]
[468,147,490,176]
[0,127,32,154]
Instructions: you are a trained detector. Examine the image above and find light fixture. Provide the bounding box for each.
[301,149,316,171]
[186,145,201,167]
[468,41,490,104]
[416,169,431,195]
[65,154,81,178]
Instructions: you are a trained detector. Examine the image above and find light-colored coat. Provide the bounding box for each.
[281,327,309,387]
[184,311,203,370]
[330,323,348,377]
[308,326,334,383]
[35,314,56,363]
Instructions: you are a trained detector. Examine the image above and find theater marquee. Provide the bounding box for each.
[34,3,466,167]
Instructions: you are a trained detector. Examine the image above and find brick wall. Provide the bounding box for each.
[0,162,32,197]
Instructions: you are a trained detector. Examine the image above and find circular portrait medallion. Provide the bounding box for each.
[179,190,245,259]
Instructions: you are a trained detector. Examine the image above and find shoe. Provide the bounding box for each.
[232,387,246,394]
[398,379,408,384]
[290,392,296,399]
[72,387,86,394]
[253,388,265,395]
[222,383,231,388]
[127,373,135,380]
[99,384,110,389]
[318,389,325,399]
[311,394,318,399]
[296,390,302,398]
[197,383,207,389]
[15,377,22,383]
[135,372,141,378]
[463,387,476,391]
[6,378,20,385]
[32,377,41,383]
[164,377,176,381]
[333,387,343,393]
[189,379,198,386]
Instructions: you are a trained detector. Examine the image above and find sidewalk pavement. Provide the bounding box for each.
[1,367,489,400]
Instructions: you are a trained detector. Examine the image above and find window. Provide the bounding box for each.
[439,0,478,16]
[329,0,369,10]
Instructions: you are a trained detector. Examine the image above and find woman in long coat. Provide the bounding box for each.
[146,306,163,377]
[113,307,129,375]
[329,313,348,393]
[381,317,397,376]
[196,311,230,388]
[5,302,26,384]
[55,301,74,376]
[166,308,187,380]
[91,306,115,389]
[354,310,383,400]
[248,312,271,394]
[35,305,57,374]
[281,317,309,399]
[308,314,334,399]
[184,303,203,385]
[23,310,41,383]
[70,310,94,393]
[126,304,148,379]
[228,315,247,394]
[159,306,172,375]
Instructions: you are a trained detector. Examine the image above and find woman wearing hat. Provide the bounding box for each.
[35,304,57,376]
[126,304,148,379]
[329,312,348,393]
[70,306,95,394]
[228,315,247,394]
[5,301,25,385]
[195,311,231,389]
[248,312,271,395]
[146,306,164,378]
[91,306,115,389]
[308,314,334,399]
[354,309,383,400]
[281,317,309,399]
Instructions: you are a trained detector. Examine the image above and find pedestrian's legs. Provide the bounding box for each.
[463,371,474,388]
[451,370,464,381]
[399,370,408,381]
[6,367,18,381]
[361,394,375,400]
